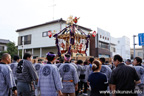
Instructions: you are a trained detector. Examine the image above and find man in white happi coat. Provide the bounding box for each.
[9,55,20,84]
[59,54,79,96]
[0,53,16,96]
[38,52,63,96]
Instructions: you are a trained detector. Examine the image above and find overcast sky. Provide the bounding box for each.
[0,0,144,48]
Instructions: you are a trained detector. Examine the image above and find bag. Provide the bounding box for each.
[16,60,23,73]
[79,74,85,79]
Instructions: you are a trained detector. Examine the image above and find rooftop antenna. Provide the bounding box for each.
[48,0,56,20]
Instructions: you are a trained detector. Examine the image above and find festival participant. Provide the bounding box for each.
[59,54,79,96]
[0,53,16,96]
[88,60,108,96]
[80,60,89,95]
[126,59,133,66]
[99,57,112,96]
[133,57,144,96]
[16,53,38,96]
[34,59,44,76]
[70,59,78,70]
[34,58,44,96]
[85,58,94,81]
[100,57,112,82]
[75,60,85,96]
[9,55,20,84]
[37,52,63,96]
[109,55,141,96]
[56,57,64,68]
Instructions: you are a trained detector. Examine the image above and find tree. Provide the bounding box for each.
[7,42,18,59]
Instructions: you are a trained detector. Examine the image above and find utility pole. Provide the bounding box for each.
[133,35,137,59]
[142,46,144,59]
[22,36,24,59]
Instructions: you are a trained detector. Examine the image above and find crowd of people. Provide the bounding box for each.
[0,52,144,96]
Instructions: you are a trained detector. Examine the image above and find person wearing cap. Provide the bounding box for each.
[126,59,133,66]
[59,54,79,96]
[37,52,63,96]
[133,57,144,96]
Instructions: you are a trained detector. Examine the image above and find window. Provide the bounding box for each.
[42,30,51,37]
[0,46,4,51]
[18,36,22,45]
[24,35,31,45]
[138,52,143,57]
[99,42,109,49]
[100,35,102,38]
[113,48,116,52]
[18,34,31,45]
[42,32,48,37]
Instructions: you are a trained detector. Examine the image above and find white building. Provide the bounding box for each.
[114,36,130,60]
[95,28,130,60]
[92,28,130,60]
[110,37,117,57]
[16,18,92,59]
[92,28,111,58]
[0,39,10,52]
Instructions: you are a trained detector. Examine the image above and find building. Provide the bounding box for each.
[90,28,111,58]
[16,18,92,59]
[0,39,10,52]
[115,36,130,60]
[110,37,117,57]
[90,28,130,60]
[131,48,143,59]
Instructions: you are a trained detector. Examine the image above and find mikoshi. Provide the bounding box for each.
[53,16,92,57]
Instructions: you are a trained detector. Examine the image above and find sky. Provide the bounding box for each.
[0,0,144,48]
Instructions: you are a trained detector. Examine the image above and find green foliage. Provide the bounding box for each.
[7,42,18,59]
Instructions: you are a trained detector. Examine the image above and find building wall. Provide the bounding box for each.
[131,48,143,59]
[17,21,91,57]
[91,28,111,58]
[18,23,62,50]
[0,43,7,52]
[116,36,130,60]
[95,28,130,59]
[97,28,111,44]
